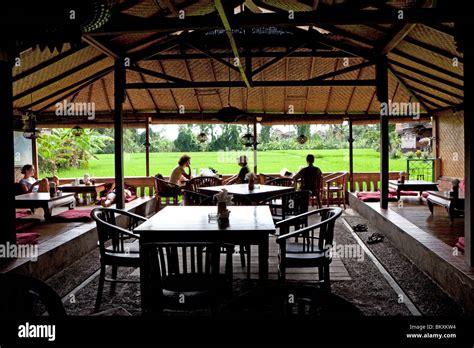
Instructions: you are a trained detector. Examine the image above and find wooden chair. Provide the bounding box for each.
[259,190,311,225]
[140,241,233,315]
[322,172,347,209]
[182,189,211,206]
[91,207,147,312]
[199,194,253,278]
[154,175,181,212]
[0,273,66,317]
[275,207,343,290]
[266,177,295,187]
[296,171,323,208]
[187,176,221,192]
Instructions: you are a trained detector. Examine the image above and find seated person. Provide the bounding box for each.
[100,183,135,207]
[292,154,322,193]
[223,155,249,185]
[18,164,59,194]
[169,155,192,187]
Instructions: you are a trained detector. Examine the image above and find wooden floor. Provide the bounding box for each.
[389,197,464,248]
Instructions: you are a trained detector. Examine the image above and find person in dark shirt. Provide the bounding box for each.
[292,154,322,194]
[223,155,249,185]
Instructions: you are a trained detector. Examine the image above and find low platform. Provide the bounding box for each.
[348,192,474,312]
[1,197,156,281]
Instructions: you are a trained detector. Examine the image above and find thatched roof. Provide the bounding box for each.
[12,0,463,127]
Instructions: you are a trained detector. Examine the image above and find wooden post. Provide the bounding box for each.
[0,46,16,246]
[348,117,354,192]
[456,21,473,266]
[145,116,150,177]
[32,137,39,179]
[253,117,257,173]
[114,58,125,209]
[376,56,389,209]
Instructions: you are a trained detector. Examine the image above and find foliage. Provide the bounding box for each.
[405,151,415,159]
[37,128,112,174]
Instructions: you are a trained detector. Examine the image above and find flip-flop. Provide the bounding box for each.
[352,224,368,232]
[367,233,384,244]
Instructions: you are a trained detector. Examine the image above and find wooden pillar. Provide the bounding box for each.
[348,117,354,192]
[456,21,473,266]
[114,59,125,209]
[253,117,257,173]
[0,46,16,246]
[32,137,39,179]
[145,117,150,177]
[376,56,389,209]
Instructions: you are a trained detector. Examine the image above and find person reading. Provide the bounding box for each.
[19,164,59,194]
[223,155,249,185]
[169,155,192,186]
[292,154,322,193]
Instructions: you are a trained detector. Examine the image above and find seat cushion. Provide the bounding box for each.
[16,219,39,232]
[455,237,464,253]
[388,188,418,196]
[16,232,40,245]
[16,210,32,219]
[51,209,93,222]
[356,192,397,202]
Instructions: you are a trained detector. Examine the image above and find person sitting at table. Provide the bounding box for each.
[223,155,249,185]
[169,154,192,186]
[18,164,59,194]
[292,154,322,192]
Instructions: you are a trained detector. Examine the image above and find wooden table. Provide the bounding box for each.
[426,190,465,224]
[58,183,107,204]
[15,192,76,220]
[134,205,276,281]
[198,184,295,203]
[388,180,438,200]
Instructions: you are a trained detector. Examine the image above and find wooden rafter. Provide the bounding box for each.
[309,60,374,81]
[394,70,463,99]
[345,67,363,113]
[128,64,189,83]
[182,41,240,73]
[305,56,316,114]
[379,24,417,55]
[388,65,431,113]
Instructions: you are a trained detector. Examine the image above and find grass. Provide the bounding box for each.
[40,149,407,178]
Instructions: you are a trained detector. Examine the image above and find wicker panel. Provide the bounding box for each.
[436,110,465,178]
[14,44,70,77]
[408,24,460,58]
[13,46,102,98]
[402,78,462,106]
[122,0,161,18]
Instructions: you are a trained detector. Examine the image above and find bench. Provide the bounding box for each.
[426,192,464,225]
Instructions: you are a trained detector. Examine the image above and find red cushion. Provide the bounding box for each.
[16,232,40,245]
[421,192,430,199]
[357,192,397,202]
[16,220,39,232]
[460,179,465,192]
[16,211,32,219]
[51,209,93,222]
[455,237,465,253]
[125,194,137,203]
[388,188,418,196]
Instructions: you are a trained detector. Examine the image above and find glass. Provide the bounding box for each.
[208,212,218,222]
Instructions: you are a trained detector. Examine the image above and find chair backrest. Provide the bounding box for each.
[199,194,252,206]
[0,273,66,317]
[266,177,295,187]
[276,207,343,252]
[182,189,210,206]
[324,172,348,188]
[188,176,221,192]
[140,241,232,313]
[260,190,311,220]
[91,208,143,258]
[154,176,181,197]
[300,167,323,197]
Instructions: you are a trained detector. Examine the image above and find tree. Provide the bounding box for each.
[259,125,272,144]
[174,126,200,152]
[294,125,310,137]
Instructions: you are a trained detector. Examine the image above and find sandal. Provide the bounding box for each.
[367,233,384,244]
[352,224,368,232]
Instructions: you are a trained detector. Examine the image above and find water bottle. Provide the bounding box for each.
[192,168,197,177]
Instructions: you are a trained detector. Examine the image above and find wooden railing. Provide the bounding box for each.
[58,172,401,200]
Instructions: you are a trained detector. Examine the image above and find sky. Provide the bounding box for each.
[148,124,329,139]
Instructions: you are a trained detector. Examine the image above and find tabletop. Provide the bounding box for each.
[426,190,465,200]
[198,183,294,196]
[134,205,276,234]
[389,180,437,186]
[15,192,75,202]
[59,183,106,189]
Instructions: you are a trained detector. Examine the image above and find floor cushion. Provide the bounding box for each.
[16,232,40,245]
[388,188,418,196]
[357,192,397,202]
[51,209,93,222]
[16,210,32,219]
[455,237,464,253]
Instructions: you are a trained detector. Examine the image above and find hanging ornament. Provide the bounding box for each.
[72,125,84,137]
[296,134,308,144]
[197,132,208,143]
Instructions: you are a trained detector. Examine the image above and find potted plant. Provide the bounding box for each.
[415,150,422,158]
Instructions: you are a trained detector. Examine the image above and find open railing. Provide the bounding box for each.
[58,172,401,201]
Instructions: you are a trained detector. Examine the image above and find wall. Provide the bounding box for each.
[435,109,465,179]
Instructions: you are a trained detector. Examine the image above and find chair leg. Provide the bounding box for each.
[318,266,324,281]
[94,264,106,313]
[323,265,331,292]
[110,265,117,295]
[239,245,246,268]
[342,192,346,209]
[246,246,251,279]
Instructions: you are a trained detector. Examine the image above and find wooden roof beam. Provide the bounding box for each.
[128,64,189,83]
[388,65,431,112]
[379,24,416,54]
[181,41,240,72]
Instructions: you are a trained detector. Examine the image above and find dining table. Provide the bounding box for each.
[15,192,76,221]
[197,183,295,203]
[134,205,276,281]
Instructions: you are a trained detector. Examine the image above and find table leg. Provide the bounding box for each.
[427,199,434,214]
[44,203,52,221]
[397,190,401,201]
[258,237,269,282]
